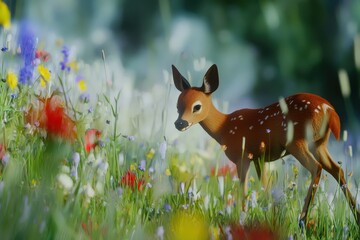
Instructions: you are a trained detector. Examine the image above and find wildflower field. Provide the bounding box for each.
[1,1,360,239]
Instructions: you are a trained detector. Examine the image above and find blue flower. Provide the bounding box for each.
[60,46,70,71]
[163,203,171,212]
[18,22,36,84]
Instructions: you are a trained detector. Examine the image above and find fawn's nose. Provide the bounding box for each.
[174,119,189,131]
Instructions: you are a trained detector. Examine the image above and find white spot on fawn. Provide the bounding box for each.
[249,126,254,130]
[286,121,294,145]
[279,97,288,114]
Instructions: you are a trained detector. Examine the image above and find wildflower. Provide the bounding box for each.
[157,226,165,240]
[229,223,278,240]
[164,203,171,212]
[67,60,78,71]
[117,186,123,196]
[35,49,50,62]
[146,148,155,160]
[1,47,8,52]
[218,176,224,197]
[169,211,209,240]
[127,135,135,141]
[118,153,124,165]
[210,163,237,177]
[204,194,210,210]
[10,93,17,99]
[76,75,87,91]
[57,173,74,192]
[2,153,9,165]
[25,94,77,141]
[120,170,144,191]
[250,190,257,208]
[239,212,246,225]
[130,163,137,171]
[82,183,95,198]
[159,140,167,160]
[271,187,285,204]
[0,0,11,29]
[38,64,51,87]
[179,182,185,194]
[84,129,101,152]
[77,92,89,104]
[60,46,70,71]
[6,71,18,90]
[138,159,146,171]
[0,144,6,162]
[266,128,271,133]
[18,22,36,84]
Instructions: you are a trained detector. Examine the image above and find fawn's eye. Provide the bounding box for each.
[193,104,202,113]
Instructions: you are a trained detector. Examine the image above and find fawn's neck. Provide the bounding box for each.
[199,103,228,144]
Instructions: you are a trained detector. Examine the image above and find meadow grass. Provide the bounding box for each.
[0,24,360,240]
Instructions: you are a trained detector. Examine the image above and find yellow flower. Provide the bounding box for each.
[130,163,137,171]
[165,168,171,176]
[67,60,78,71]
[38,65,51,88]
[78,79,87,91]
[169,211,209,240]
[6,71,18,90]
[0,1,11,29]
[146,148,155,160]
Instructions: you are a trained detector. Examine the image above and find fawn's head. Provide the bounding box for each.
[172,64,219,131]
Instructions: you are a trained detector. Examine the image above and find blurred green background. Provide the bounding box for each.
[5,0,360,130]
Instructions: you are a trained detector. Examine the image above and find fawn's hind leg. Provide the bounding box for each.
[286,140,323,224]
[313,142,360,225]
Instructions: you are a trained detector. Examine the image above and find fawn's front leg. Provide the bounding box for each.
[237,159,250,210]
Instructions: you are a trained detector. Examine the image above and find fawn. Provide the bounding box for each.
[172,64,360,226]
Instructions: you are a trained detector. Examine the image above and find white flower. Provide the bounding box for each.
[180,182,185,194]
[250,190,257,208]
[218,176,224,197]
[118,153,124,166]
[204,194,210,210]
[159,140,167,160]
[82,184,95,198]
[57,173,74,191]
[72,152,80,167]
[156,226,164,240]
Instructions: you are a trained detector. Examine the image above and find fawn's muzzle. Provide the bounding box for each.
[175,119,189,131]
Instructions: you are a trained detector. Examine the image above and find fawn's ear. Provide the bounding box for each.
[201,64,219,94]
[172,65,191,92]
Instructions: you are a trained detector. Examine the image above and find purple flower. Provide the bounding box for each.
[266,128,271,133]
[1,47,8,52]
[79,92,90,103]
[138,159,146,171]
[18,22,36,84]
[60,46,70,71]
[164,203,171,212]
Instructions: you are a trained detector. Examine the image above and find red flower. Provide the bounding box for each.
[211,163,237,177]
[120,170,145,191]
[0,144,5,160]
[35,49,51,62]
[85,129,101,153]
[25,94,77,141]
[226,224,278,240]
